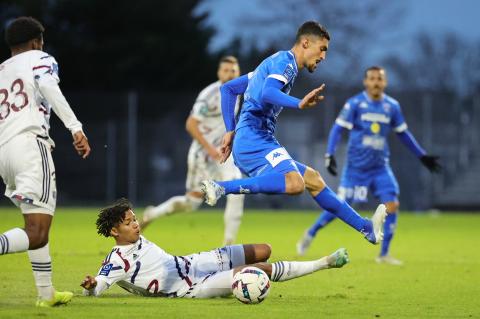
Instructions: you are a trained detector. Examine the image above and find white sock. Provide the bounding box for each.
[28,243,54,300]
[145,195,203,221]
[223,194,244,244]
[0,228,29,254]
[270,257,330,282]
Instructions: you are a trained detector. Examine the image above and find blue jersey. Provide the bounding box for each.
[236,51,298,134]
[335,91,407,170]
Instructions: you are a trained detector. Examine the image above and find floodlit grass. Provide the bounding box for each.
[0,207,479,318]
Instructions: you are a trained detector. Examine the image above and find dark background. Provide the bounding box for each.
[1,0,479,210]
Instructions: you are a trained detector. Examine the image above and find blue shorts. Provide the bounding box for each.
[232,127,302,177]
[338,165,399,204]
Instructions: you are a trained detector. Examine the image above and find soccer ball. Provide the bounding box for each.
[232,267,270,304]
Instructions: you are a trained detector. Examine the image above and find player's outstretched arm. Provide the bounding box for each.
[298,84,326,109]
[324,124,345,176]
[396,130,442,173]
[220,131,235,163]
[36,69,91,158]
[221,74,249,132]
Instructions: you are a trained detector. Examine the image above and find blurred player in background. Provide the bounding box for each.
[201,21,387,245]
[81,198,349,298]
[140,57,245,245]
[297,66,441,264]
[0,17,91,306]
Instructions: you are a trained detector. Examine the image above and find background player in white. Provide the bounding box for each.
[140,57,245,245]
[81,198,349,298]
[0,17,91,307]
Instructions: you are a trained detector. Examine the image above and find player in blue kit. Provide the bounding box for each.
[200,21,387,245]
[296,66,441,264]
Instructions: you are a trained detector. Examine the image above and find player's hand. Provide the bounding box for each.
[420,155,442,173]
[325,154,337,176]
[220,131,235,163]
[299,84,325,109]
[73,131,91,159]
[207,145,222,162]
[80,275,97,290]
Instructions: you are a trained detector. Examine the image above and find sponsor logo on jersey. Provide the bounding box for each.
[361,112,390,124]
[362,135,386,150]
[100,263,113,276]
[265,147,291,168]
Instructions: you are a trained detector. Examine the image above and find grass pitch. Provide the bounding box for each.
[0,207,479,319]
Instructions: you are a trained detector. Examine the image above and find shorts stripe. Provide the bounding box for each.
[36,140,51,203]
[41,142,51,204]
[0,235,8,254]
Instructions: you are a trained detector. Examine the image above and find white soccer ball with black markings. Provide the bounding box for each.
[232,266,270,304]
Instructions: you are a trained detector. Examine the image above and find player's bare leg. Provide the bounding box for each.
[22,213,73,307]
[140,192,203,230]
[302,166,386,244]
[234,248,349,281]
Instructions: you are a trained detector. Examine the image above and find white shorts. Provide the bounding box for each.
[0,133,56,215]
[182,245,245,298]
[186,146,242,193]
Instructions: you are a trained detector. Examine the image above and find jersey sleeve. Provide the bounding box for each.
[391,103,408,133]
[266,56,296,85]
[33,54,83,134]
[335,101,356,130]
[32,54,60,83]
[84,255,128,297]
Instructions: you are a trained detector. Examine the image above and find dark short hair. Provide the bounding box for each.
[96,198,133,237]
[5,16,44,48]
[364,66,385,78]
[295,21,330,42]
[219,55,238,65]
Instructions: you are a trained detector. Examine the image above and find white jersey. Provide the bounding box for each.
[85,236,245,298]
[0,50,82,147]
[189,81,240,152]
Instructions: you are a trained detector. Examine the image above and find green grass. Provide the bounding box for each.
[0,207,479,319]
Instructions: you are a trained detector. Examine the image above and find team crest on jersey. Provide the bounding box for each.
[99,263,113,276]
[383,103,391,113]
[370,122,381,134]
[359,102,368,108]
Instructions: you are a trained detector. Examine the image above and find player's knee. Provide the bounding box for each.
[25,229,49,250]
[285,173,305,195]
[385,201,399,213]
[255,244,272,262]
[306,169,326,192]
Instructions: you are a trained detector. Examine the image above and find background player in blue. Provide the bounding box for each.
[296,66,441,264]
[200,21,388,245]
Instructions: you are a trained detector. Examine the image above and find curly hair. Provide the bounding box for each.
[5,16,45,47]
[96,198,132,237]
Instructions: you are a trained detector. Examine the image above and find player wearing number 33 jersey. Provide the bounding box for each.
[0,17,91,307]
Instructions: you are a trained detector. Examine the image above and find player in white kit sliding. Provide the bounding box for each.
[82,198,349,298]
[141,57,245,245]
[0,17,91,307]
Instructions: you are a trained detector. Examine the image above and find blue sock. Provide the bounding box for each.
[380,213,397,256]
[307,211,337,237]
[313,187,368,233]
[216,173,286,195]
